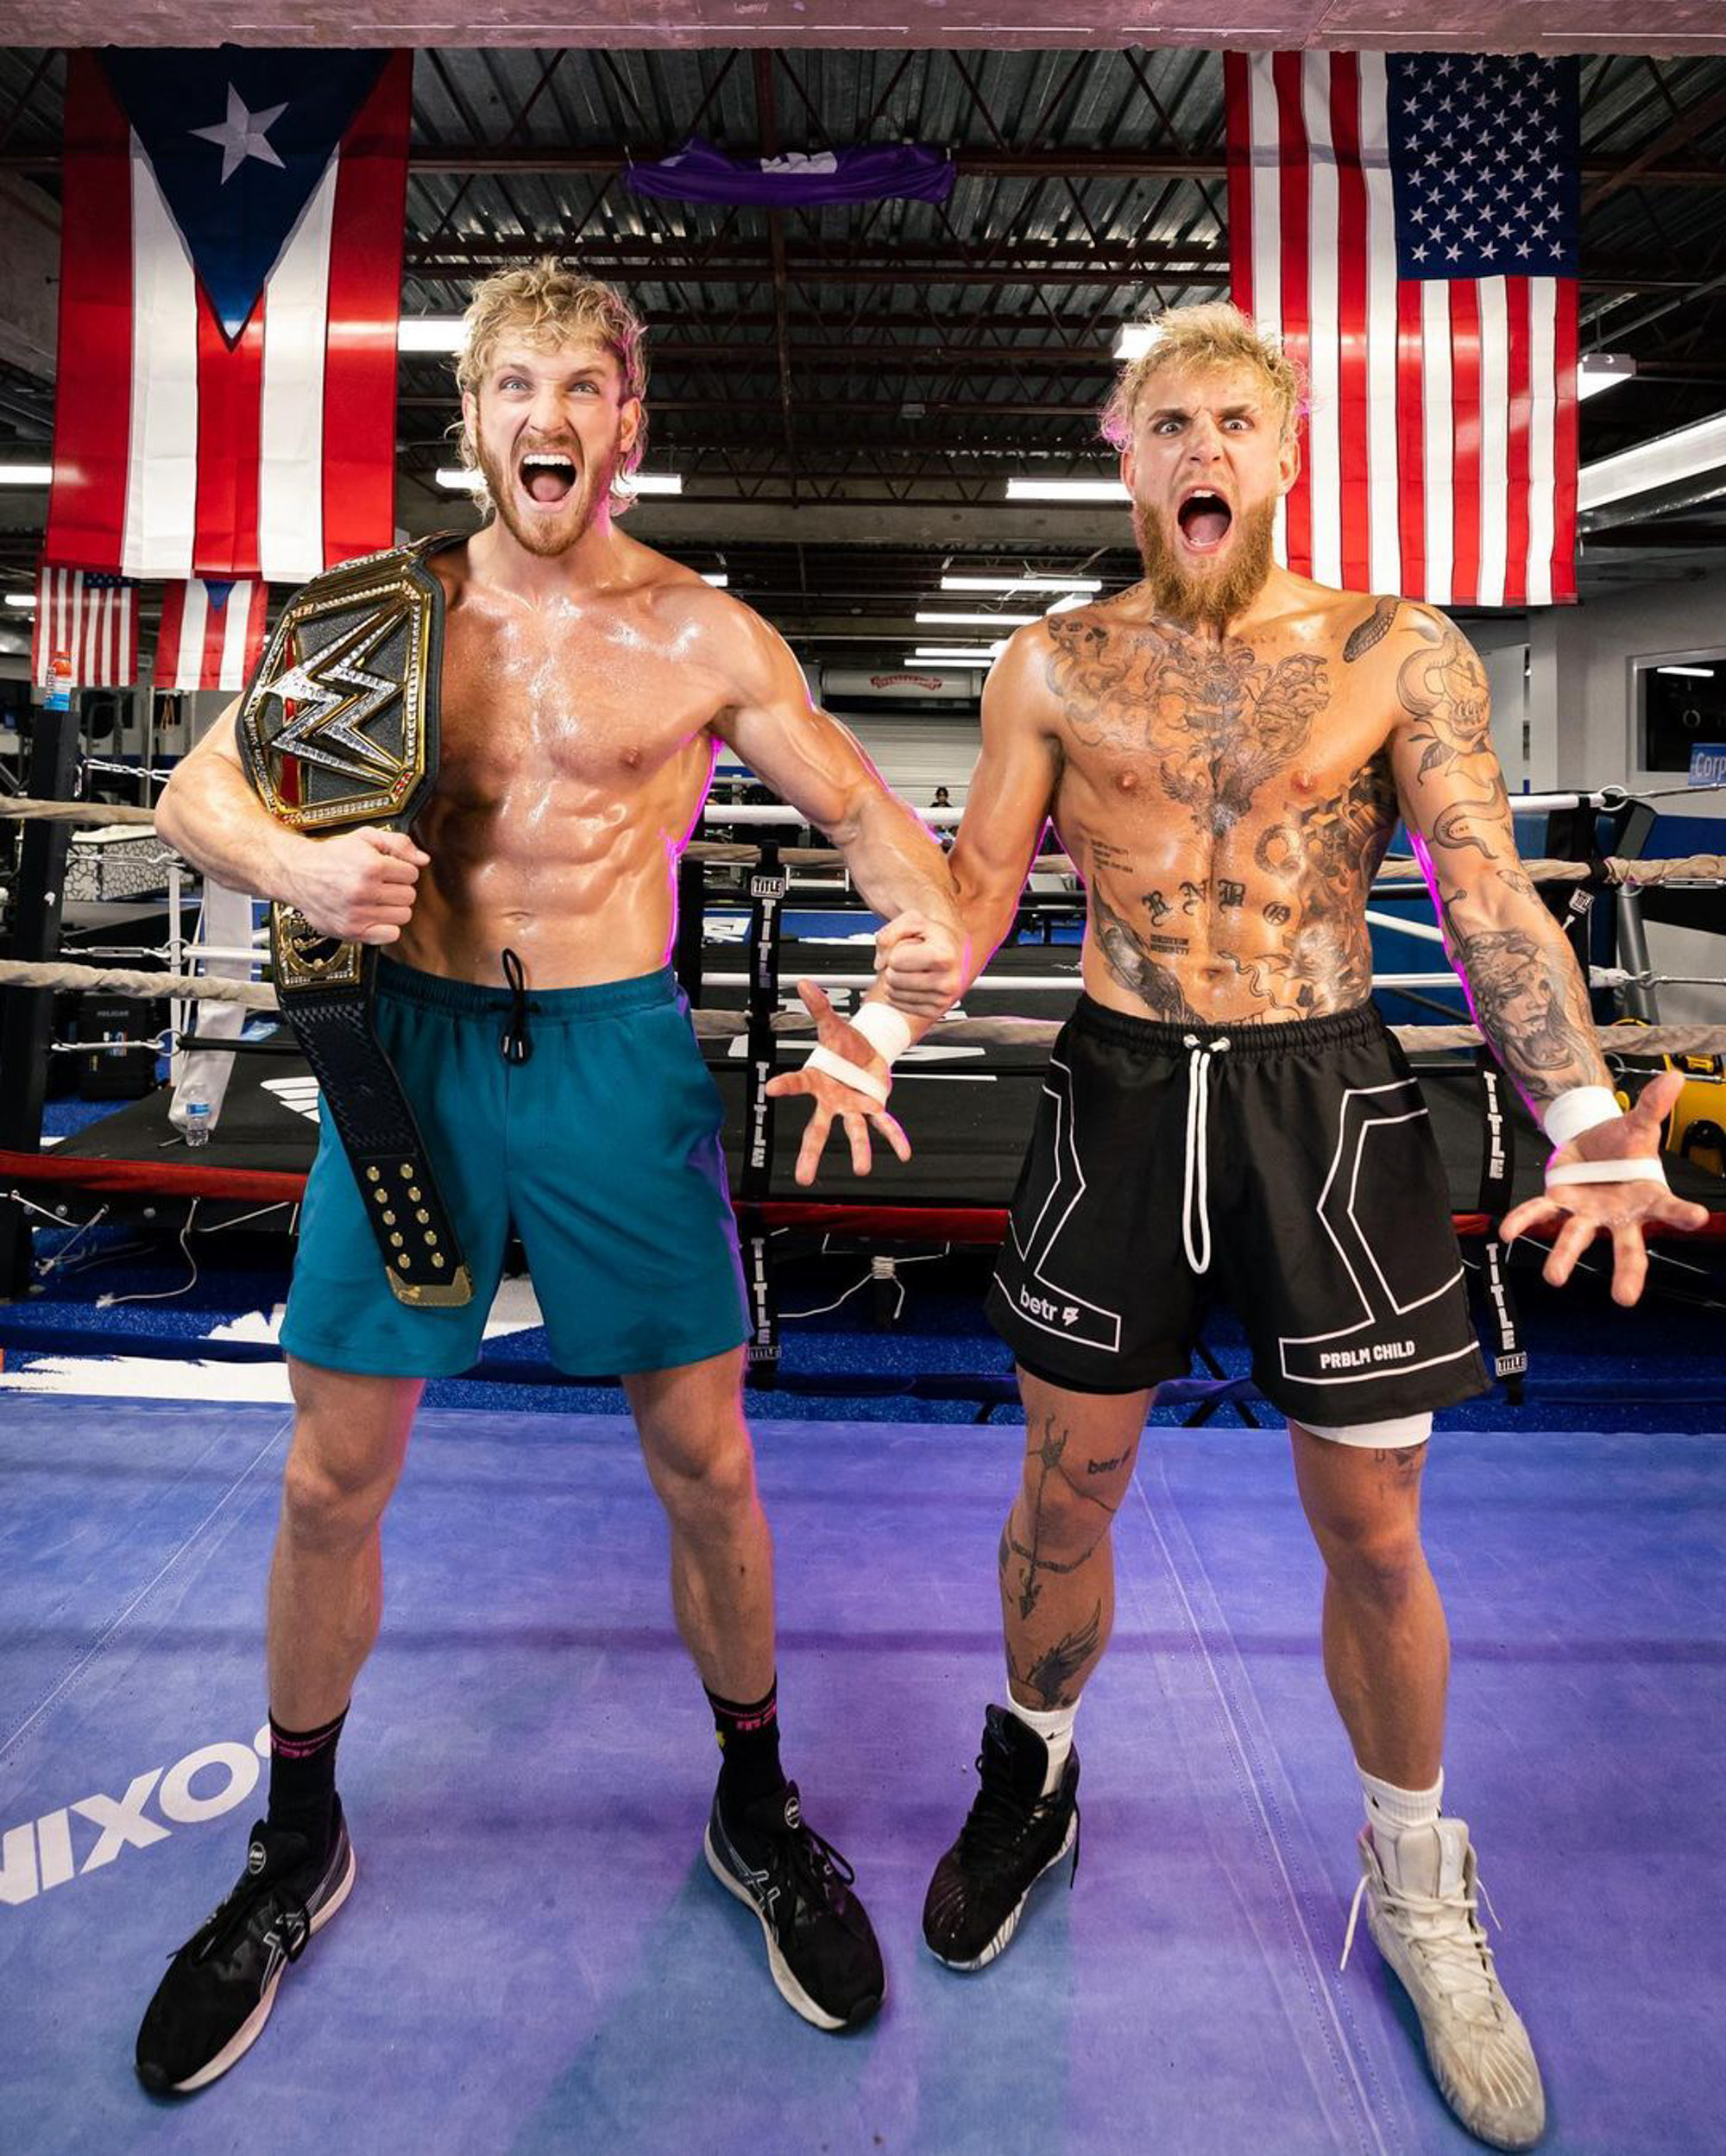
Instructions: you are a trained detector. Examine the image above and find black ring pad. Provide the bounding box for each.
[238,536,474,1309]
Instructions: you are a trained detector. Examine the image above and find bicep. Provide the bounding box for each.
[1386,614,1521,885]
[949,646,1061,914]
[710,629,883,830]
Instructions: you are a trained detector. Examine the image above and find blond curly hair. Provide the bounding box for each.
[454,258,649,514]
[1100,301,1304,451]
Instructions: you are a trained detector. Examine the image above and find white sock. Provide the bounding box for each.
[1357,1762,1444,1857]
[1007,1698,1079,1796]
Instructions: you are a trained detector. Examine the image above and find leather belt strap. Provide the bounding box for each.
[237,536,473,1308]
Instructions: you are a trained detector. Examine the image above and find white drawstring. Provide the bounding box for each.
[1181,1034,1231,1274]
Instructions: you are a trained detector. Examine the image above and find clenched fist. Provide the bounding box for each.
[873,911,967,1017]
[285,827,430,946]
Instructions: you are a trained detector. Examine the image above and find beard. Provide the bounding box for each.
[473,432,620,558]
[1132,495,1277,634]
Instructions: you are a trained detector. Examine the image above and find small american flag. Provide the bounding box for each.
[31,566,139,688]
[1225,50,1581,608]
[154,579,270,693]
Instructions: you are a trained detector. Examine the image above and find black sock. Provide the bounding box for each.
[706,1678,784,1814]
[266,1706,347,1857]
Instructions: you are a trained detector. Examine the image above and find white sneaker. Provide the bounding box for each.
[1343,1817,1546,2151]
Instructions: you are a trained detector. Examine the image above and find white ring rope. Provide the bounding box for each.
[0,958,1720,1061]
[3,795,1726,896]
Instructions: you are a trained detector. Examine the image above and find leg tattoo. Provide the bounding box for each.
[1011,1603,1105,1709]
[1002,1412,1131,1620]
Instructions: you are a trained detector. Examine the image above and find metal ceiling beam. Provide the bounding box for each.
[10,147,1724,186]
[1580,79,1726,213]
[406,239,1694,294]
[1581,518,1726,546]
[752,48,799,499]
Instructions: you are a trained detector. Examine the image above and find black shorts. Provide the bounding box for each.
[986,998,1490,1428]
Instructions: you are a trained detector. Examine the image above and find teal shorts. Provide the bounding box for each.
[281,961,750,1378]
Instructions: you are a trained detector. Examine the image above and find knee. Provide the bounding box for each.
[1316,1514,1427,1608]
[1014,1471,1115,1563]
[280,1443,396,1552]
[647,1422,761,1536]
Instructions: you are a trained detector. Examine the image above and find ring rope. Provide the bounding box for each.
[4,797,1725,894]
[2,958,1720,1059]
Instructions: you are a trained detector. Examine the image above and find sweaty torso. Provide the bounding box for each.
[1046,585,1406,1024]
[400,543,728,987]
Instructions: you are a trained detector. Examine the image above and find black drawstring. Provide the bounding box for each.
[500,947,533,1065]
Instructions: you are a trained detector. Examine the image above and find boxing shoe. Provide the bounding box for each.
[1345,1816,1545,2150]
[923,1704,1080,1970]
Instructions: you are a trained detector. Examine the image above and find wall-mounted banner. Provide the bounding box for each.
[823,668,983,701]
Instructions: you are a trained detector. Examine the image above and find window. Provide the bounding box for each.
[1632,649,1726,776]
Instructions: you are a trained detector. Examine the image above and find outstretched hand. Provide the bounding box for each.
[1500,1070,1710,1305]
[764,980,914,1188]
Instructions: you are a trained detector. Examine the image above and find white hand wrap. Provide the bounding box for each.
[1541,1086,1622,1147]
[804,1046,890,1106]
[800,1001,913,1110]
[1545,1157,1669,1189]
[851,1001,912,1064]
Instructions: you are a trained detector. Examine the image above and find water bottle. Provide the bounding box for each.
[180,1091,212,1147]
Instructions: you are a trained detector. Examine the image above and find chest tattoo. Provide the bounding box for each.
[1047,615,1330,836]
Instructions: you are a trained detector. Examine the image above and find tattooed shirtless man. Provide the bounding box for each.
[906,305,1704,2151]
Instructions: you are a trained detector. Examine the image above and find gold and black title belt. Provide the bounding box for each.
[237,536,473,1308]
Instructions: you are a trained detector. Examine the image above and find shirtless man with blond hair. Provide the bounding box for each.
[913,301,1704,2150]
[139,258,962,2090]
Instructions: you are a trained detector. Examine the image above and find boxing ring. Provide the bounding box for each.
[3,780,1726,2154]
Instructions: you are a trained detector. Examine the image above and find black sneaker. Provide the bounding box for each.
[703,1780,884,2031]
[923,1705,1080,1970]
[135,1802,356,2093]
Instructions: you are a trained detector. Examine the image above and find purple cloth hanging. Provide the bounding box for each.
[625,135,954,209]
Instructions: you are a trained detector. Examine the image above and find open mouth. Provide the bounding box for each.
[519,451,577,507]
[1176,489,1232,552]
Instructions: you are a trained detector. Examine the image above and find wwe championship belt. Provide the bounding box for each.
[237,538,473,1308]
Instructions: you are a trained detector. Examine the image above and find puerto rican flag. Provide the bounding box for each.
[45,47,409,585]
[155,579,270,692]
[31,568,139,689]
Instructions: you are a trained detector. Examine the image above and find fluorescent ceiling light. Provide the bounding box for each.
[1005,478,1130,503]
[398,316,464,353]
[1656,664,1716,678]
[1045,594,1087,615]
[1578,407,1726,514]
[0,463,53,487]
[912,647,1001,662]
[916,609,1039,627]
[904,655,989,668]
[1114,324,1157,362]
[701,571,729,587]
[5,591,37,607]
[434,466,683,496]
[1578,352,1636,403]
[941,573,1103,594]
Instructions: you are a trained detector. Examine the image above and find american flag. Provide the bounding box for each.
[154,579,270,693]
[31,567,139,689]
[45,49,409,583]
[1225,50,1580,608]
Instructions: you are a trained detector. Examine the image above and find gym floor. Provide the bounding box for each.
[3,1395,1721,2153]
